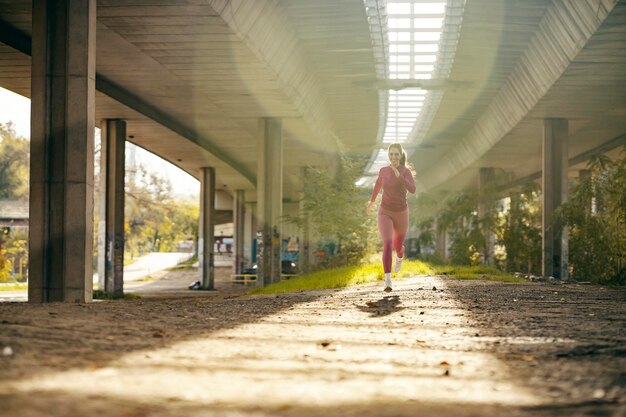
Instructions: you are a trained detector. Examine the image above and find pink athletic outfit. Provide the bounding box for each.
[370,165,416,273]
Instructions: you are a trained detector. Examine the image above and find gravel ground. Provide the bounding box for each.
[0,269,624,417]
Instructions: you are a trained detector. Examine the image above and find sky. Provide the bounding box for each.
[0,86,199,198]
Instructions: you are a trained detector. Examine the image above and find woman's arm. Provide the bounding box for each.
[402,168,416,194]
[370,171,383,202]
[366,170,383,213]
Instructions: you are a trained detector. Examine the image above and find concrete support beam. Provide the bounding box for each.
[247,202,257,268]
[233,189,245,274]
[199,167,216,290]
[419,0,616,190]
[28,0,96,303]
[298,167,313,273]
[478,167,496,266]
[256,118,283,286]
[97,119,126,297]
[435,219,448,261]
[542,118,569,280]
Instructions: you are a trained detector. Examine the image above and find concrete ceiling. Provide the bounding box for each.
[0,0,379,201]
[412,0,626,192]
[0,0,624,201]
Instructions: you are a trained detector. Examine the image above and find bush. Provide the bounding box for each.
[560,152,626,284]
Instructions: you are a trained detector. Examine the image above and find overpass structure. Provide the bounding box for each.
[0,0,624,302]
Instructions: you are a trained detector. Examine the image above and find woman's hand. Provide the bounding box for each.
[366,201,375,215]
[390,164,400,178]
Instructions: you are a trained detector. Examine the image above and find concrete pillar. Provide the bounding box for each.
[97,119,126,297]
[435,220,447,261]
[300,207,311,274]
[28,0,96,303]
[256,118,283,286]
[478,167,495,266]
[507,191,521,272]
[233,190,245,274]
[542,118,569,280]
[199,167,216,289]
[249,202,257,268]
[298,167,313,273]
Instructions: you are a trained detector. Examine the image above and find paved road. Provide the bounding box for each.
[0,252,195,302]
[103,252,194,282]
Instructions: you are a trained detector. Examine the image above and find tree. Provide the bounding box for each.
[0,122,29,200]
[285,155,377,268]
[499,183,542,274]
[560,151,626,284]
[124,164,198,257]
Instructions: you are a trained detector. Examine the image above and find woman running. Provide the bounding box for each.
[366,143,416,292]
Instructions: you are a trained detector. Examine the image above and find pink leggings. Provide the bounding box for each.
[377,207,409,273]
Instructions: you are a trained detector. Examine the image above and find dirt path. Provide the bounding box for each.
[0,270,624,417]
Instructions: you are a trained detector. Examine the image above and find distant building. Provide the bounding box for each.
[0,199,29,228]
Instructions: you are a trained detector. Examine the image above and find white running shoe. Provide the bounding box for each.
[394,256,403,273]
[384,273,392,292]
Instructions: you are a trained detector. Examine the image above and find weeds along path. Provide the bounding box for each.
[0,273,624,417]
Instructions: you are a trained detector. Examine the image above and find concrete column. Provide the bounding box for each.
[478,167,496,266]
[300,203,311,274]
[249,202,257,268]
[542,118,569,280]
[435,219,447,261]
[507,191,521,272]
[28,0,96,303]
[233,190,245,274]
[256,118,283,286]
[199,167,216,289]
[298,167,312,273]
[97,119,126,297]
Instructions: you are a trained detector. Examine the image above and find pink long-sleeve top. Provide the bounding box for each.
[370,165,416,212]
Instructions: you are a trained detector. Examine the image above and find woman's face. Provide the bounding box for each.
[388,147,402,167]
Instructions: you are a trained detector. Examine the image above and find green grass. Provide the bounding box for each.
[432,265,525,282]
[136,275,157,282]
[250,259,523,295]
[167,255,198,271]
[0,284,27,291]
[92,290,141,300]
[123,258,137,266]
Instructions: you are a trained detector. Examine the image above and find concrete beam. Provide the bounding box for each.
[28,0,96,303]
[233,189,245,274]
[256,118,283,286]
[478,167,495,266]
[97,119,126,297]
[0,18,256,187]
[542,118,569,280]
[208,0,337,152]
[199,167,216,290]
[420,0,617,191]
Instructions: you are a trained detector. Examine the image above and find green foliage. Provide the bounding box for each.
[499,183,542,274]
[284,155,377,269]
[123,165,199,258]
[436,190,489,266]
[0,122,29,200]
[560,151,626,284]
[412,172,541,275]
[0,232,28,283]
